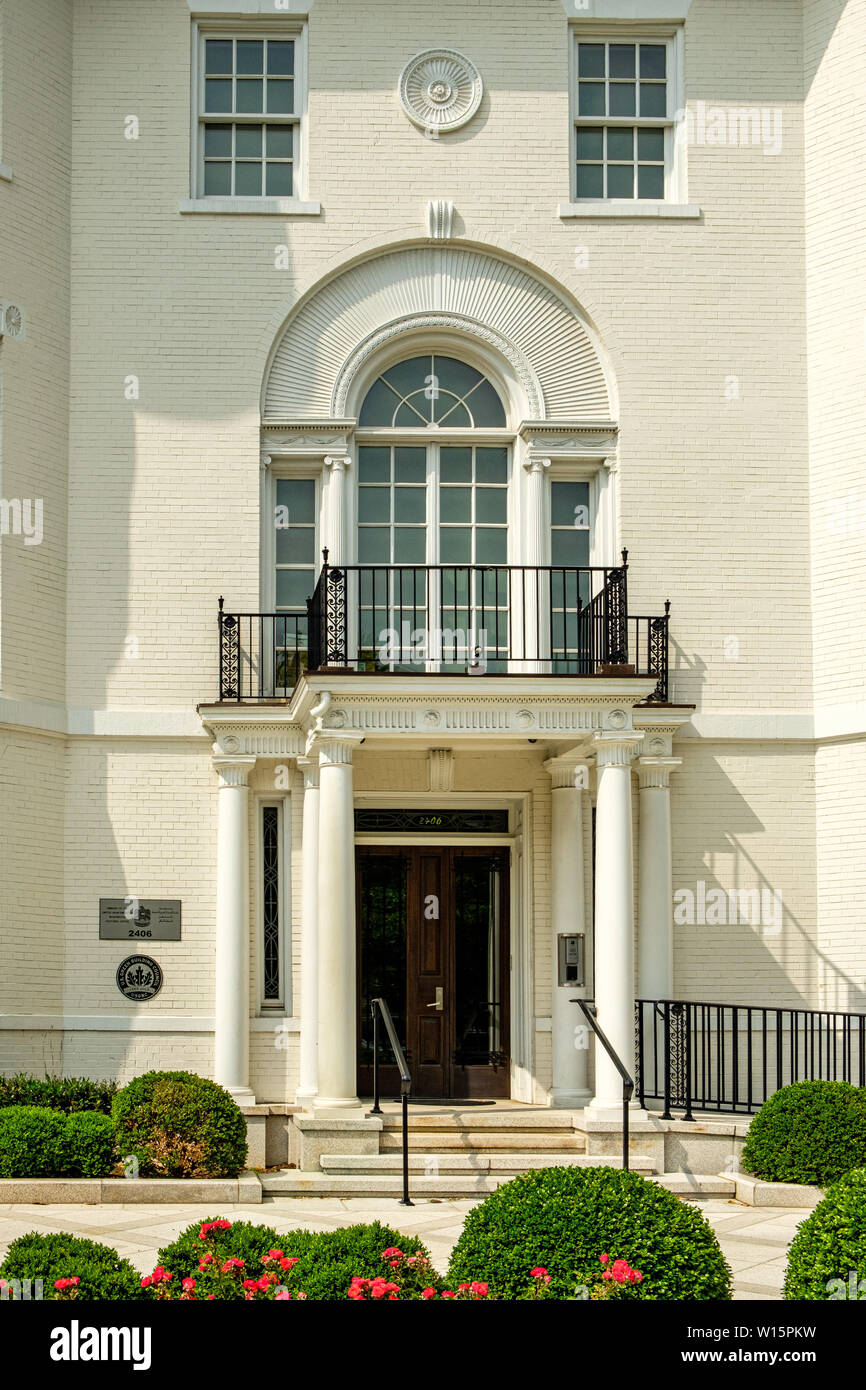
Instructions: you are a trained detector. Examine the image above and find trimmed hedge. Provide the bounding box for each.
[112,1071,247,1179]
[0,1106,116,1178]
[784,1168,866,1300]
[157,1219,435,1300]
[1,1232,145,1301]
[0,1107,68,1178]
[62,1112,117,1177]
[742,1080,866,1187]
[448,1166,733,1301]
[0,1074,116,1114]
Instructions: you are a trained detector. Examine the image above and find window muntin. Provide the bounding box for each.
[199,35,298,197]
[359,355,506,429]
[357,446,427,565]
[573,38,672,200]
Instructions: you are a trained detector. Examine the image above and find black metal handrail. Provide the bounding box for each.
[217,552,670,699]
[573,1000,634,1171]
[369,996,413,1207]
[637,998,866,1119]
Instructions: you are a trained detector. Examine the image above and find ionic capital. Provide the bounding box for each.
[593,731,644,769]
[214,756,257,788]
[297,755,320,791]
[637,756,682,789]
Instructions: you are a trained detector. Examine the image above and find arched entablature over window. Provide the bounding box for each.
[262,245,616,425]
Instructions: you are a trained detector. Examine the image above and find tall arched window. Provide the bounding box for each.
[355,353,510,671]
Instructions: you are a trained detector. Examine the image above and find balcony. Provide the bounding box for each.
[217,551,670,702]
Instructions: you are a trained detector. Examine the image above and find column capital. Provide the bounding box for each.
[593,731,644,768]
[310,731,365,766]
[544,756,589,791]
[324,453,351,471]
[213,756,257,788]
[522,455,551,474]
[297,755,320,790]
[637,756,682,789]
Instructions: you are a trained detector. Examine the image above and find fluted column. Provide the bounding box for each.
[295,756,320,1111]
[637,757,681,1005]
[588,731,643,1116]
[213,757,257,1102]
[325,455,351,564]
[545,758,592,1108]
[313,733,364,1116]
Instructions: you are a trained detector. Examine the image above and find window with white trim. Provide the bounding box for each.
[571,33,681,201]
[195,30,304,198]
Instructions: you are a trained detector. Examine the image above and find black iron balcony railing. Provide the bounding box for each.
[637,998,866,1119]
[217,551,670,701]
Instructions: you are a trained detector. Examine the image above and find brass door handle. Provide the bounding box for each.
[426,987,444,1011]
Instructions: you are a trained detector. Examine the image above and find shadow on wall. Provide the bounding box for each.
[672,748,864,1014]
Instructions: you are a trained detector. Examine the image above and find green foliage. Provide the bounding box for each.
[0,1105,116,1178]
[741,1081,866,1186]
[278,1223,436,1301]
[156,1219,435,1300]
[62,1111,117,1177]
[0,1232,145,1301]
[0,1106,67,1178]
[0,1074,116,1114]
[112,1070,248,1178]
[157,1217,288,1282]
[784,1168,866,1300]
[447,1166,732,1301]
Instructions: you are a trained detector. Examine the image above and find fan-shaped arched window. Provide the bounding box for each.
[359,355,506,428]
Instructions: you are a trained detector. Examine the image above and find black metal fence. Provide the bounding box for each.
[636,998,866,1118]
[217,554,670,701]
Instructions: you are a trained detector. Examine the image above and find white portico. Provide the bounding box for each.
[201,680,686,1121]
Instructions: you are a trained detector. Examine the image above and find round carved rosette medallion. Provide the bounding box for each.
[398,50,483,132]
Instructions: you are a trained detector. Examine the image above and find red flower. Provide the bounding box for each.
[381,1247,403,1259]
[600,1254,610,1265]
[221,1258,245,1273]
[182,1278,196,1292]
[267,1249,285,1260]
[140,1275,152,1288]
[421,1287,437,1300]
[280,1257,298,1272]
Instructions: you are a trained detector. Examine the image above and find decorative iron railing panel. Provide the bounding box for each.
[637,998,866,1118]
[216,556,670,701]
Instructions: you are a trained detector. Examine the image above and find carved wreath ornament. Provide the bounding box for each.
[398,50,483,133]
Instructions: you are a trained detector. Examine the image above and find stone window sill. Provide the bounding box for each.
[0,163,13,183]
[558,201,701,220]
[179,197,321,216]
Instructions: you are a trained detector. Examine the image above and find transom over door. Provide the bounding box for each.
[356,846,511,1099]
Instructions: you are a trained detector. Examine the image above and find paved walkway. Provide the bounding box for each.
[0,1196,807,1300]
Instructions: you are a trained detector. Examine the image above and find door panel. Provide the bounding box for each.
[356,844,510,1098]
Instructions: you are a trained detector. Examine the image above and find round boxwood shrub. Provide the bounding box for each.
[448,1166,732,1301]
[1,1232,145,1301]
[784,1168,866,1300]
[157,1216,288,1282]
[112,1070,248,1178]
[741,1080,866,1187]
[277,1223,436,1301]
[63,1111,116,1177]
[0,1106,67,1177]
[156,1218,435,1299]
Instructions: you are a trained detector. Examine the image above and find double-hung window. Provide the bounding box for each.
[195,29,305,199]
[572,33,682,202]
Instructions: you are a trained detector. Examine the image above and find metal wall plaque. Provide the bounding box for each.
[116,955,163,1002]
[99,899,181,941]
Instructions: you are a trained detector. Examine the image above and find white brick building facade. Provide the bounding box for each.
[0,0,863,1111]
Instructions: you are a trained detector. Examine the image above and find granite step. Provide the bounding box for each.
[320,1152,656,1175]
[380,1131,586,1152]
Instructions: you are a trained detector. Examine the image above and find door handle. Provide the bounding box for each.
[426,987,444,1011]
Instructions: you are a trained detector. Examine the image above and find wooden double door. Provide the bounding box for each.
[356,846,510,1099]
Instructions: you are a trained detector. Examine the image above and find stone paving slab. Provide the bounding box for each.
[0,1196,809,1299]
